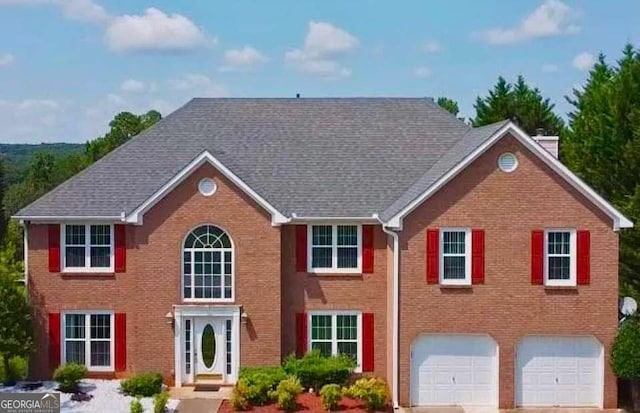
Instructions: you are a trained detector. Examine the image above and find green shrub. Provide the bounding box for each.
[319,383,342,411]
[283,351,356,390]
[1,356,28,385]
[344,377,389,412]
[153,391,170,413]
[130,397,144,413]
[121,372,164,397]
[612,316,640,379]
[268,376,302,412]
[231,380,250,411]
[53,363,87,393]
[239,366,286,405]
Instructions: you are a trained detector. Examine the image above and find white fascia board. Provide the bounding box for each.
[125,151,289,226]
[290,213,379,223]
[386,122,633,231]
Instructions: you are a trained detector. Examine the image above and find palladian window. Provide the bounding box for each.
[182,225,234,301]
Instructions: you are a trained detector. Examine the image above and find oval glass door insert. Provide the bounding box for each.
[201,324,216,368]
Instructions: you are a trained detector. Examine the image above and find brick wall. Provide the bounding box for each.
[398,135,619,408]
[27,163,281,381]
[280,225,389,379]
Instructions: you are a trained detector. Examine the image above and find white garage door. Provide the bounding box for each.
[411,335,498,407]
[516,336,603,407]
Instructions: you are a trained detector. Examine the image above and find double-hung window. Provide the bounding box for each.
[63,224,113,272]
[545,229,576,286]
[63,312,114,371]
[309,225,361,273]
[440,228,471,285]
[309,312,362,371]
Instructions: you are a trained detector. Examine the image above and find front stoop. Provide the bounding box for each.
[175,399,221,413]
[170,386,232,400]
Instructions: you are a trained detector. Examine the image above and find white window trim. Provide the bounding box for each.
[307,224,362,274]
[544,228,577,287]
[308,310,363,373]
[181,226,235,303]
[61,224,114,273]
[439,228,472,286]
[61,310,115,372]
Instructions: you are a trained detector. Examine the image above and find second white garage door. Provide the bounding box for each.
[516,336,603,408]
[411,334,498,407]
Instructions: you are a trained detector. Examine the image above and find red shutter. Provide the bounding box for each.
[115,313,127,371]
[362,225,374,274]
[48,224,60,272]
[426,229,439,284]
[362,313,374,372]
[114,225,126,273]
[471,229,485,284]
[296,312,307,357]
[48,313,61,368]
[577,230,590,285]
[531,230,544,285]
[295,225,307,272]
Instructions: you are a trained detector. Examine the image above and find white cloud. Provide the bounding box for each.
[422,40,440,54]
[104,8,213,52]
[219,46,268,72]
[413,67,432,78]
[0,53,15,66]
[120,79,146,93]
[541,63,558,73]
[572,52,595,71]
[0,98,63,143]
[476,0,579,45]
[56,0,109,24]
[168,74,228,97]
[285,21,358,78]
[0,0,109,23]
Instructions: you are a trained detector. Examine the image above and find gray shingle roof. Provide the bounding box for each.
[15,98,503,220]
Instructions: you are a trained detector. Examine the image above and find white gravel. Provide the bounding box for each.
[0,379,180,413]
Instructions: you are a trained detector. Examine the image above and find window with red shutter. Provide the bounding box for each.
[48,224,61,272]
[362,225,374,274]
[471,229,485,284]
[114,225,126,273]
[296,312,307,356]
[531,230,544,284]
[426,229,439,283]
[295,226,307,272]
[577,230,590,285]
[115,313,127,371]
[362,313,374,372]
[48,313,61,368]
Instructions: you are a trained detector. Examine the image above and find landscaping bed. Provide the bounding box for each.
[219,392,393,412]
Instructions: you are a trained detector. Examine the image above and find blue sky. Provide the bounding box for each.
[0,0,639,143]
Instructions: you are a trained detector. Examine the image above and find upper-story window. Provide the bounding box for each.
[182,225,234,301]
[440,228,471,285]
[62,224,113,272]
[308,224,361,273]
[545,229,576,286]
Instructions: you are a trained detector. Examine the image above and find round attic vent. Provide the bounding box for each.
[198,178,217,196]
[498,152,518,173]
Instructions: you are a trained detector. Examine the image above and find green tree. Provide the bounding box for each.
[0,238,30,385]
[0,157,5,244]
[473,75,565,136]
[437,97,460,116]
[563,44,640,294]
[86,110,161,162]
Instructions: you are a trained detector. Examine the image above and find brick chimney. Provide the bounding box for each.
[532,128,559,158]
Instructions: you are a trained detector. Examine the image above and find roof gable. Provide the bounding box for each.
[125,151,288,225]
[383,121,632,231]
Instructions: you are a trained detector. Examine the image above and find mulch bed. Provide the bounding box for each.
[218,393,392,412]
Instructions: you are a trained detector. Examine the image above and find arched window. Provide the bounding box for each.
[182,225,233,301]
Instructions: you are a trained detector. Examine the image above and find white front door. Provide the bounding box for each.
[194,318,225,381]
[516,336,603,407]
[411,334,498,407]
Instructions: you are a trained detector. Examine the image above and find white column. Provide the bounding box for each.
[174,313,182,387]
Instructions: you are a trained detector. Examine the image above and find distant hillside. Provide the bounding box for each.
[0,143,84,184]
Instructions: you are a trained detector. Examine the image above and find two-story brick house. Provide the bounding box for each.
[14,98,632,409]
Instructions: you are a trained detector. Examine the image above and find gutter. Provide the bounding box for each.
[378,215,400,409]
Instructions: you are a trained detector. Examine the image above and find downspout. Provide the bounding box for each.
[378,215,400,409]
